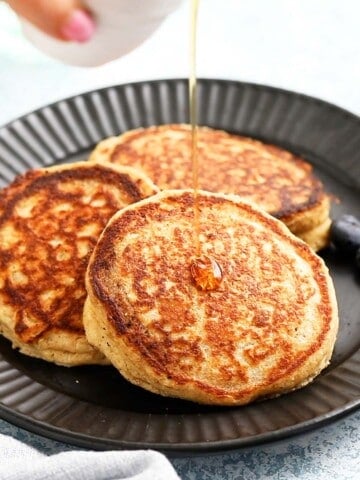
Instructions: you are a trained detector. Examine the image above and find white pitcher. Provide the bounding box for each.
[21,0,183,66]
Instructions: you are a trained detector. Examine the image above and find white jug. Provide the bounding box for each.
[21,0,183,66]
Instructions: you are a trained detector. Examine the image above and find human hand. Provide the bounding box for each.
[6,0,95,42]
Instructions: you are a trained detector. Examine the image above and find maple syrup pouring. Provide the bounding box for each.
[189,0,200,256]
[188,0,222,291]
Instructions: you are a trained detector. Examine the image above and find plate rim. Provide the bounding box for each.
[1,77,359,132]
[0,396,359,454]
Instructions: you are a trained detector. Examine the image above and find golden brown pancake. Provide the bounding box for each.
[0,161,158,366]
[89,124,331,250]
[84,189,338,405]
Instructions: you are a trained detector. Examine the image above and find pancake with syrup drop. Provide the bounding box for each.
[89,124,331,251]
[83,189,338,405]
[0,161,158,366]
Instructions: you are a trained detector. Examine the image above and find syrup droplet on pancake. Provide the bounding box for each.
[190,255,222,291]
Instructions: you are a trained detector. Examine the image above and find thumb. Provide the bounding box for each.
[7,0,95,42]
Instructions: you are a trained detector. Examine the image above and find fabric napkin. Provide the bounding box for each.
[0,433,180,480]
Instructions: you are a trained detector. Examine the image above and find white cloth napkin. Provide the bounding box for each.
[0,433,180,480]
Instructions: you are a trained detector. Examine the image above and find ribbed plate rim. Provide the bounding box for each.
[0,397,359,455]
[1,78,359,131]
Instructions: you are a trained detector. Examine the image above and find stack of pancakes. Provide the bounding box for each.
[0,125,338,406]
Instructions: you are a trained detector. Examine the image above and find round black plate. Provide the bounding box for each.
[0,79,359,454]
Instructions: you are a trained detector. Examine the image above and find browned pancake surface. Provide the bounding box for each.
[96,124,327,220]
[84,190,338,404]
[0,162,157,364]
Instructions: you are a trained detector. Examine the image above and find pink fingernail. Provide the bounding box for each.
[61,9,95,43]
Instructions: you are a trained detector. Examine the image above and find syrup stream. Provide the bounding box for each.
[188,0,223,291]
[189,0,201,256]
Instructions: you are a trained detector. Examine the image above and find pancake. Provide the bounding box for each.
[0,161,158,366]
[89,124,331,251]
[83,189,338,405]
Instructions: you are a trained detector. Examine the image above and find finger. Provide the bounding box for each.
[7,0,95,42]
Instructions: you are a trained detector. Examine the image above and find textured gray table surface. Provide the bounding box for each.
[0,1,359,478]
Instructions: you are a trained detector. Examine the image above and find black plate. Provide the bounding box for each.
[0,79,359,454]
